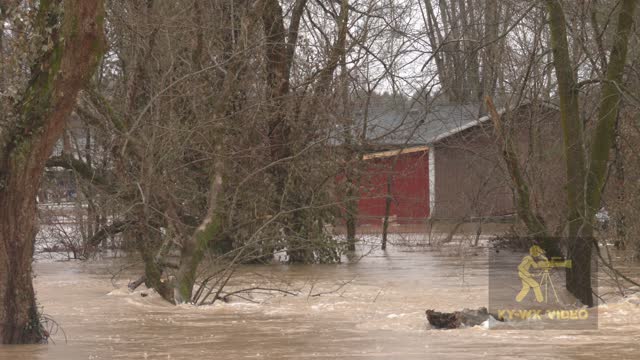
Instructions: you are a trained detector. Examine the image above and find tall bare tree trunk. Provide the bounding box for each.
[261,0,307,262]
[545,0,590,305]
[479,0,499,110]
[585,0,637,223]
[261,0,349,263]
[0,0,105,343]
[545,0,637,306]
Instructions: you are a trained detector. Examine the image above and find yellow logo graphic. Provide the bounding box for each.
[516,245,572,304]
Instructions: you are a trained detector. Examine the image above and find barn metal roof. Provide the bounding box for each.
[362,103,485,146]
[333,97,558,148]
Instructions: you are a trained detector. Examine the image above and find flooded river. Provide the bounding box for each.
[1,242,640,359]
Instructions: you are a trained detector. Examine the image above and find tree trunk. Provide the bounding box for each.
[381,174,393,251]
[174,173,223,304]
[545,0,586,240]
[0,179,42,343]
[612,119,626,249]
[545,0,591,306]
[584,0,637,223]
[565,234,594,307]
[544,0,637,307]
[345,187,358,252]
[260,0,306,262]
[136,235,174,303]
[0,0,105,343]
[340,43,358,254]
[173,220,218,304]
[479,0,499,109]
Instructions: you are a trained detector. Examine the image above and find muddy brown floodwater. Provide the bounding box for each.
[1,243,640,359]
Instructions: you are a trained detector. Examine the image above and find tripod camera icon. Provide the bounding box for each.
[516,246,572,304]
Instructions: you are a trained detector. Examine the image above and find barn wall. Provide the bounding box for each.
[432,104,564,223]
[432,123,513,220]
[358,150,430,224]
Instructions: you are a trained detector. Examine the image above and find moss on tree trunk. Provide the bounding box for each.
[174,215,222,304]
[0,0,105,343]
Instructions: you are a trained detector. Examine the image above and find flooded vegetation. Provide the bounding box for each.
[2,0,640,357]
[2,239,639,359]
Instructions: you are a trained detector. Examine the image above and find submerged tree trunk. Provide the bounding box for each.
[565,233,594,306]
[544,0,637,307]
[381,174,393,251]
[545,0,590,306]
[136,234,174,303]
[345,185,358,252]
[0,185,42,343]
[0,0,105,343]
[174,171,223,304]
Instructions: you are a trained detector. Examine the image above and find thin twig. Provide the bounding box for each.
[310,278,356,297]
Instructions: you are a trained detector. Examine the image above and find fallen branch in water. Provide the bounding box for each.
[310,278,355,297]
[41,314,67,344]
[128,275,147,291]
[198,286,299,305]
[222,287,298,300]
[192,268,228,304]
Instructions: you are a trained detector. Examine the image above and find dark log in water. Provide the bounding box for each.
[426,307,501,329]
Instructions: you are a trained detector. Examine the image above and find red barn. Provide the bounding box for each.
[356,146,431,224]
[346,101,561,227]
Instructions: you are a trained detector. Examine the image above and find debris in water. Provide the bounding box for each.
[426,307,503,329]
